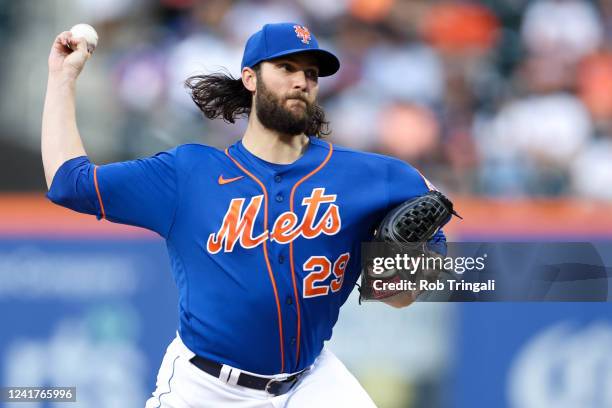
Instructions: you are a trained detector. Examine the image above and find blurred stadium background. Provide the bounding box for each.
[1,0,612,407]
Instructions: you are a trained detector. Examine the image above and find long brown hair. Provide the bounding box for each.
[184,67,330,138]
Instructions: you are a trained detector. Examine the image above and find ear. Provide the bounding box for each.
[242,67,257,92]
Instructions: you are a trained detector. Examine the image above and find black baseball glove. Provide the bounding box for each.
[360,190,461,301]
[374,190,460,243]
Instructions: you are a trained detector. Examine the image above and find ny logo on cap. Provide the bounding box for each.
[293,25,311,44]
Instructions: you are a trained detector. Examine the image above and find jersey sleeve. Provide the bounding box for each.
[386,158,447,255]
[46,148,179,238]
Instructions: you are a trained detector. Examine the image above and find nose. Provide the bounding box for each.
[291,70,307,91]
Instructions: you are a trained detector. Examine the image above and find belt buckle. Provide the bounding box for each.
[264,376,297,396]
[264,378,277,395]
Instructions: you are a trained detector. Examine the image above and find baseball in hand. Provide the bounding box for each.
[69,23,98,53]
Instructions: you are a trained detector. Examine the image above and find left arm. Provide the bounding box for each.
[381,290,418,308]
[380,158,450,308]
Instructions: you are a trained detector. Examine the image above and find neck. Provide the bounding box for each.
[242,115,309,164]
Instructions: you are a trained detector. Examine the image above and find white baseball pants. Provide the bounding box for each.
[145,334,377,408]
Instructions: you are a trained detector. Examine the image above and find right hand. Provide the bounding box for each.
[48,31,92,81]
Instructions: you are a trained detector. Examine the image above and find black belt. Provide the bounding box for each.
[189,355,307,396]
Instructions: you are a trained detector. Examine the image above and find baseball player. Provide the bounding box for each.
[42,22,446,407]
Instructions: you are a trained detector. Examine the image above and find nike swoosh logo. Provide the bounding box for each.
[218,175,244,185]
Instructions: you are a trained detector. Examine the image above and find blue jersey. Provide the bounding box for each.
[47,137,445,375]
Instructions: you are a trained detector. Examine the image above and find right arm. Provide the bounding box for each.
[42,31,91,188]
[42,31,179,238]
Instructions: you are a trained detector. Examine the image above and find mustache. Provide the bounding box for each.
[284,93,309,104]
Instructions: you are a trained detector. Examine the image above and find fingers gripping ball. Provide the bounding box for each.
[69,24,98,53]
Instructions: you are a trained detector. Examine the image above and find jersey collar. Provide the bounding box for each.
[229,136,330,179]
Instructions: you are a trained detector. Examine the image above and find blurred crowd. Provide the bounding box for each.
[1,0,612,199]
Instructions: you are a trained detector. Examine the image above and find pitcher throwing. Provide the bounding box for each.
[42,22,447,407]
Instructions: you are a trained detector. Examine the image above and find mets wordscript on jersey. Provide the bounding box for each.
[206,188,341,254]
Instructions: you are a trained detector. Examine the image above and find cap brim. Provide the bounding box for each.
[260,48,340,77]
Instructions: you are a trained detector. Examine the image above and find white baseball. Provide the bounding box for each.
[69,23,98,52]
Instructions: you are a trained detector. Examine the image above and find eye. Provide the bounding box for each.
[278,63,292,71]
[305,69,319,80]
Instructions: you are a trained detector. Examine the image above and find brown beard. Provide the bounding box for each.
[254,76,315,136]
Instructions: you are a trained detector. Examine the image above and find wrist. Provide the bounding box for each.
[47,73,77,91]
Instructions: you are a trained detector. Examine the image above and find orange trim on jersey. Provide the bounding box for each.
[93,166,106,220]
[288,141,333,368]
[224,148,286,373]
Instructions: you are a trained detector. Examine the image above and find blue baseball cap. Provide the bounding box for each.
[241,23,340,77]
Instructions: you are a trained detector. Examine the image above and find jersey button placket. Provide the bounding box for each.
[269,174,297,365]
[273,174,283,202]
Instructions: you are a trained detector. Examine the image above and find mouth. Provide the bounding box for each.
[286,98,307,106]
